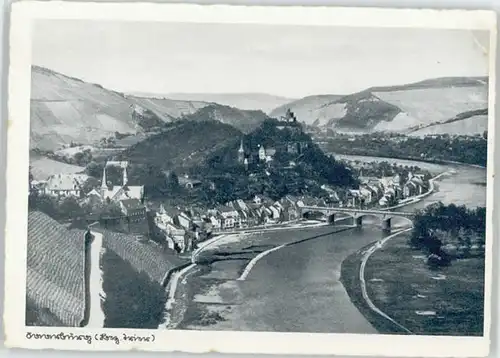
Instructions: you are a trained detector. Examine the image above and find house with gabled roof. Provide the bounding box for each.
[218,205,239,229]
[346,190,361,207]
[277,196,299,221]
[367,183,382,199]
[235,209,247,228]
[253,194,274,206]
[156,204,178,226]
[246,206,260,226]
[177,211,194,232]
[359,185,374,205]
[268,204,281,221]
[403,181,419,198]
[209,215,223,231]
[119,199,146,222]
[165,223,186,252]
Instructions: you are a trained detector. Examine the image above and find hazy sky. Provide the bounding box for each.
[32,20,490,98]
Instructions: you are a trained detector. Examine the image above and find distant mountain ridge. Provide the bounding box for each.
[31,66,489,152]
[30,66,276,151]
[31,66,215,151]
[271,76,488,133]
[180,103,270,134]
[154,92,295,114]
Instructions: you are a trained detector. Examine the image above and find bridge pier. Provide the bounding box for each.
[355,216,363,227]
[328,214,335,225]
[382,218,391,232]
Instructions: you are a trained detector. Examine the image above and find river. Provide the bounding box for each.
[178,154,487,333]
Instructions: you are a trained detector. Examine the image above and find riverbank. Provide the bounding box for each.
[340,171,486,335]
[162,170,449,330]
[166,222,363,331]
[342,232,485,335]
[340,239,411,334]
[160,217,352,329]
[330,151,486,170]
[192,220,333,263]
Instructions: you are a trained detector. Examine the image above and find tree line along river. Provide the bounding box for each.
[174,154,487,333]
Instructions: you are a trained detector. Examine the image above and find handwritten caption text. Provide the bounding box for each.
[26,332,156,345]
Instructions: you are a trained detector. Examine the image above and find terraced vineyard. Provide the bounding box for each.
[99,230,188,328]
[27,211,86,326]
[101,229,186,285]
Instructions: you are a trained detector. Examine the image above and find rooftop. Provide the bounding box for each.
[218,205,236,213]
[120,198,144,211]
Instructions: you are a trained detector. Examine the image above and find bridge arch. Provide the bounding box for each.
[384,215,414,229]
[301,210,327,221]
[326,212,356,225]
[354,213,384,228]
[299,206,415,230]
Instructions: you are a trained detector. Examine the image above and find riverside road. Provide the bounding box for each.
[179,155,486,333]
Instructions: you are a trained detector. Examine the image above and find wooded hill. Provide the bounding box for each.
[114,118,357,205]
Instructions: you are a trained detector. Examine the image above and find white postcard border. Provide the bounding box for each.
[4,2,498,357]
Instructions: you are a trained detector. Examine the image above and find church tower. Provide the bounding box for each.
[238,139,245,163]
[258,145,266,161]
[100,166,108,198]
[123,166,128,186]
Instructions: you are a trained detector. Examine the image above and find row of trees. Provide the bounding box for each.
[346,160,431,182]
[410,202,486,268]
[28,191,123,222]
[325,133,488,167]
[31,148,94,167]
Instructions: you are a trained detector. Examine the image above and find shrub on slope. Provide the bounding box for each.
[26,211,86,326]
[26,296,65,326]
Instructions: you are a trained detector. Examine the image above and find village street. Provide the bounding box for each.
[86,231,106,328]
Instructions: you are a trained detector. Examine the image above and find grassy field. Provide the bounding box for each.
[341,233,485,336]
[30,155,85,181]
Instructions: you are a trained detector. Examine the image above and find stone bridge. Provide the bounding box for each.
[299,206,416,231]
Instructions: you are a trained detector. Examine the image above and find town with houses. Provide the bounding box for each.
[22,24,488,338]
[29,120,431,254]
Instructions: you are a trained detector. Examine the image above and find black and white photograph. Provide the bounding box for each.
[4,3,497,356]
